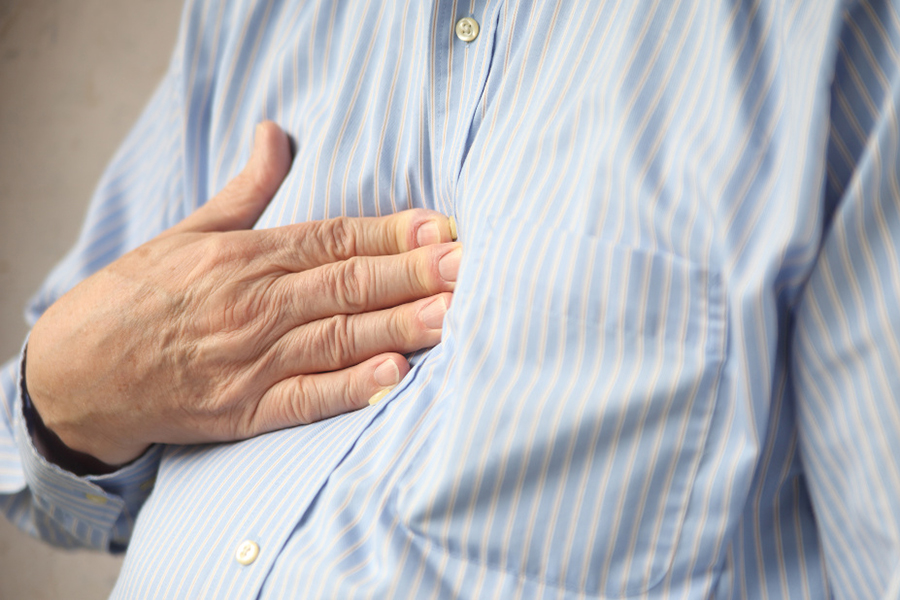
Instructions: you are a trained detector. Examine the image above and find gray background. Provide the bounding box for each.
[0,0,183,597]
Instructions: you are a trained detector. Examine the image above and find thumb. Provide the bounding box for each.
[174,121,291,234]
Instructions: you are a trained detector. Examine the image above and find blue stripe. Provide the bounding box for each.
[3,0,900,597]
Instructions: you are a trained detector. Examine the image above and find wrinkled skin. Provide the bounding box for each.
[26,122,460,468]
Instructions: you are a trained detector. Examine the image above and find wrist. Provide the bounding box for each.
[22,347,123,476]
[26,396,122,476]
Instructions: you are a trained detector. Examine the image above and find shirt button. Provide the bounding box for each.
[235,540,260,566]
[455,17,480,42]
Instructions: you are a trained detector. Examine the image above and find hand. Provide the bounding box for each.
[25,122,459,468]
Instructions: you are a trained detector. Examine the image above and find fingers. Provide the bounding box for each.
[249,353,410,433]
[253,209,457,272]
[275,242,461,324]
[171,121,292,234]
[262,292,452,376]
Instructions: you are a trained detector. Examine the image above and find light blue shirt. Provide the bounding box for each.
[3,0,900,597]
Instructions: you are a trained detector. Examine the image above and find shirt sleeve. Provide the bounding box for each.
[0,27,188,553]
[792,1,900,597]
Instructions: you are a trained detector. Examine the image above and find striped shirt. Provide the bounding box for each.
[3,0,900,597]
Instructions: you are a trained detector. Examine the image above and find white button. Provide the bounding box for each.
[84,493,108,505]
[235,540,259,565]
[455,17,480,42]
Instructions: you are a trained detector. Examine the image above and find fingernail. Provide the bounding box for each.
[374,359,401,387]
[438,247,462,282]
[448,216,458,241]
[368,388,393,406]
[420,296,449,330]
[416,221,441,247]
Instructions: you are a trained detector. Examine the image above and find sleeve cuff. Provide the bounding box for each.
[13,345,161,549]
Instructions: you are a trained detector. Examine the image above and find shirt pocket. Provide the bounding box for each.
[395,215,726,597]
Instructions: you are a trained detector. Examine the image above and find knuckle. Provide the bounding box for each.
[201,235,230,264]
[231,400,259,440]
[322,217,357,259]
[322,314,357,365]
[249,161,273,197]
[289,377,323,425]
[331,257,370,311]
[407,250,434,291]
[389,307,418,346]
[215,283,272,332]
[220,181,260,223]
[199,234,245,271]
[252,278,283,330]
[291,384,313,424]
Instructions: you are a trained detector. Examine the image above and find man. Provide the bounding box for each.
[2,0,899,597]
